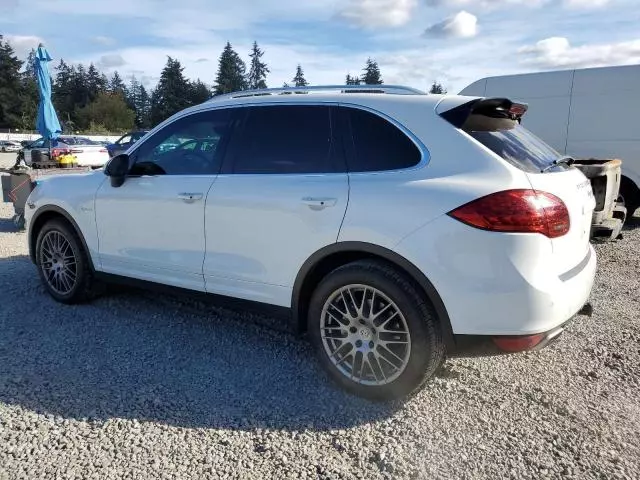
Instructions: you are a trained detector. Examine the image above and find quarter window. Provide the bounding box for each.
[232,105,334,174]
[130,109,231,176]
[345,107,421,172]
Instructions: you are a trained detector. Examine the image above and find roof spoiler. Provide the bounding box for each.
[439,97,528,129]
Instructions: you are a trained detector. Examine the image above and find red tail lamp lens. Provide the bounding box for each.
[493,334,545,352]
[448,189,570,238]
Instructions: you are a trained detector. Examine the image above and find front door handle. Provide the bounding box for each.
[178,192,203,203]
[302,197,338,210]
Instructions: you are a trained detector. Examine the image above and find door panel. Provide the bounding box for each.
[204,173,348,305]
[94,108,234,291]
[203,104,348,306]
[95,175,215,291]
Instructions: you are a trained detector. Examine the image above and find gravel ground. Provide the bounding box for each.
[1,151,639,479]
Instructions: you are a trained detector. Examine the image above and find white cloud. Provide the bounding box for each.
[97,54,127,69]
[427,0,609,9]
[338,0,417,27]
[92,36,116,46]
[426,0,548,8]
[564,0,610,7]
[518,36,640,68]
[424,11,478,38]
[4,34,44,57]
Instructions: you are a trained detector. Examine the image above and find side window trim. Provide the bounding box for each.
[338,103,430,174]
[219,107,250,175]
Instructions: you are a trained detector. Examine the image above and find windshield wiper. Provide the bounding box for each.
[541,155,574,173]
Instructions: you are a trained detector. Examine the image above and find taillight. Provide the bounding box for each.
[448,189,570,238]
[51,148,70,158]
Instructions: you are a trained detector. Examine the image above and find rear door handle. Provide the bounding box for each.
[178,192,203,203]
[302,197,338,209]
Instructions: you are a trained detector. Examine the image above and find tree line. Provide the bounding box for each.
[0,35,447,134]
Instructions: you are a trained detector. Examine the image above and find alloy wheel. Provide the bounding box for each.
[320,284,411,386]
[40,230,78,295]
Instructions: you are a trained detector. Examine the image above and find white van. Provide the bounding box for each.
[460,64,640,216]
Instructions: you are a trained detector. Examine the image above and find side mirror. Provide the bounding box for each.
[104,154,130,188]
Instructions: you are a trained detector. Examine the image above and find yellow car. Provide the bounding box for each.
[57,153,77,168]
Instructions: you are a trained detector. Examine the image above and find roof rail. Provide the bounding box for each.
[209,84,426,101]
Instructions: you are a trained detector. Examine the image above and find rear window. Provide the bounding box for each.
[463,113,564,174]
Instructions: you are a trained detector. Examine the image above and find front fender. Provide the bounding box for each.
[28,205,98,271]
[25,172,106,268]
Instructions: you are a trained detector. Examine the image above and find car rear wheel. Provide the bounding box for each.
[620,178,640,219]
[35,219,96,304]
[308,260,445,401]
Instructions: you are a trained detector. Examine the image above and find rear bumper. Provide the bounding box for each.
[450,317,576,357]
[395,216,598,338]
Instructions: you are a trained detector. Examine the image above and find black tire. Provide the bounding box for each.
[308,260,445,401]
[35,219,96,304]
[620,178,640,220]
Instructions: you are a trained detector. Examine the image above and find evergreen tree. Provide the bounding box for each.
[214,42,247,95]
[52,59,77,131]
[345,74,361,85]
[0,35,25,129]
[19,49,39,130]
[361,58,383,85]
[100,73,109,91]
[189,79,211,104]
[127,76,142,127]
[429,81,447,94]
[87,63,107,101]
[127,76,152,128]
[24,48,37,78]
[71,64,92,128]
[150,56,192,124]
[109,71,127,97]
[137,84,151,128]
[246,41,269,90]
[292,64,308,87]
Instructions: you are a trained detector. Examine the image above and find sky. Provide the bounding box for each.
[1,0,640,93]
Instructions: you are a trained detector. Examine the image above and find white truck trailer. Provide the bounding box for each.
[460,64,640,218]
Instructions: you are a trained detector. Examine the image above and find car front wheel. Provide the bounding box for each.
[35,219,95,304]
[308,260,445,401]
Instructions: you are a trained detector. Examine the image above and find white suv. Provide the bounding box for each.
[24,86,597,400]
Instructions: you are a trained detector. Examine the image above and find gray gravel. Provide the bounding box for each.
[1,151,639,479]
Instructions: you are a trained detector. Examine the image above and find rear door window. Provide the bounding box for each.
[231,105,337,174]
[343,107,422,172]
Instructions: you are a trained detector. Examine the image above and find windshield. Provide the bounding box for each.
[464,117,566,174]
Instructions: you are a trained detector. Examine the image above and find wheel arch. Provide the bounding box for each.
[28,205,95,270]
[292,242,455,348]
